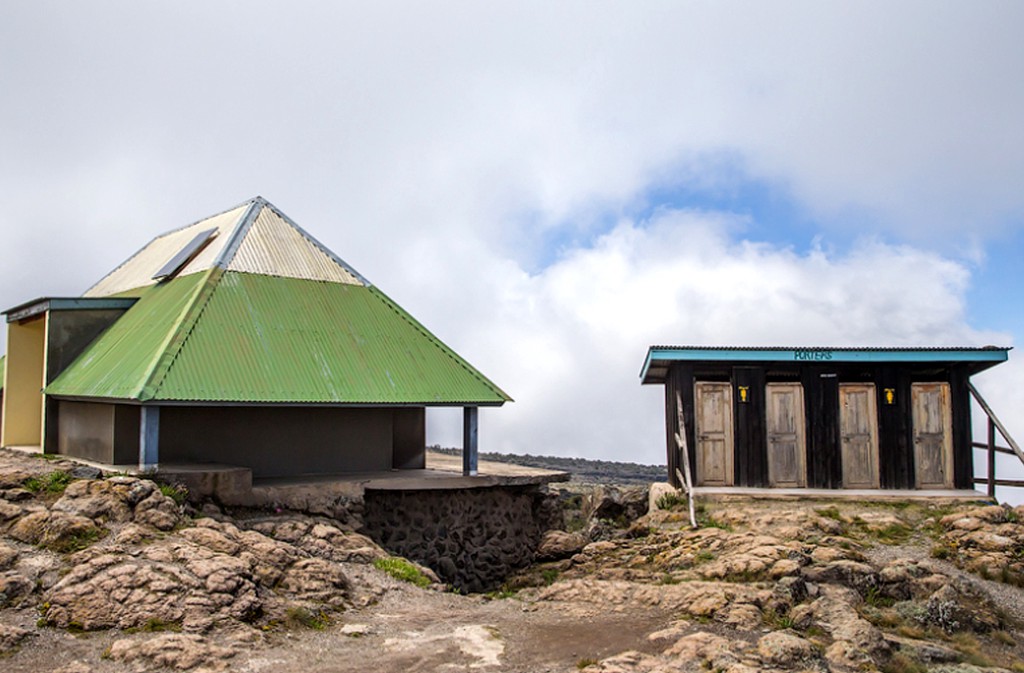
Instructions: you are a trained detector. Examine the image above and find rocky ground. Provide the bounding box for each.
[1,448,1023,672]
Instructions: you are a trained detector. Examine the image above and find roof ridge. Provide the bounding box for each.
[367,286,512,402]
[212,198,265,269]
[260,199,372,286]
[135,267,224,401]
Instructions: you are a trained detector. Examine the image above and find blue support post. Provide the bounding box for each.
[139,406,160,473]
[463,406,478,476]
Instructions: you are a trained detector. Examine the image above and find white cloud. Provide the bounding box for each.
[420,208,1010,464]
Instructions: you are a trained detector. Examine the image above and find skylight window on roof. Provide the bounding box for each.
[152,228,218,281]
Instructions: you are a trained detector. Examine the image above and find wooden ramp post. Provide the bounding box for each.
[675,391,698,529]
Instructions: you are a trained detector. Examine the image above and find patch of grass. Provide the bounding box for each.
[656,491,686,510]
[373,557,432,588]
[158,482,188,505]
[816,506,843,521]
[930,543,952,560]
[659,573,681,585]
[696,513,733,531]
[32,452,62,461]
[541,568,560,586]
[23,471,74,494]
[865,586,896,608]
[693,550,715,564]
[896,624,926,639]
[950,631,997,667]
[576,658,599,669]
[991,630,1016,646]
[763,608,795,629]
[998,566,1024,587]
[485,586,517,600]
[880,652,927,673]
[873,523,913,545]
[691,503,732,530]
[804,625,826,639]
[284,606,330,630]
[124,618,182,633]
[48,527,102,554]
[565,517,586,533]
[859,605,900,629]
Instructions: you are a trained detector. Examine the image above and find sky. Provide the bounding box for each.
[1,2,1023,499]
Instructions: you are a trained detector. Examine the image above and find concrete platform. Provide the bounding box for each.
[254,451,569,492]
[2,446,569,506]
[693,486,992,503]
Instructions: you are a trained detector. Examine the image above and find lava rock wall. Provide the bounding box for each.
[361,485,557,592]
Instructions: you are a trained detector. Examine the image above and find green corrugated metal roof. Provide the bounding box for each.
[46,270,510,405]
[44,271,212,400]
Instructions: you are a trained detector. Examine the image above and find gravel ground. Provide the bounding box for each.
[864,542,1024,626]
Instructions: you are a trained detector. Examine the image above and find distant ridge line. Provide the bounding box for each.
[428,447,667,485]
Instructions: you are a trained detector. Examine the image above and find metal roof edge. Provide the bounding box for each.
[368,286,513,403]
[102,399,509,407]
[3,297,139,322]
[640,345,1012,383]
[645,345,1012,353]
[260,199,372,287]
[136,267,225,401]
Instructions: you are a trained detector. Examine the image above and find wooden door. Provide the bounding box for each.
[840,384,880,488]
[912,383,954,489]
[694,382,734,486]
[766,383,806,487]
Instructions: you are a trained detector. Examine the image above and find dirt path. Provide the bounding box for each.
[2,580,672,673]
[240,585,670,673]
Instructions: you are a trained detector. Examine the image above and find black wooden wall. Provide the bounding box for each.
[801,368,841,488]
[662,361,974,490]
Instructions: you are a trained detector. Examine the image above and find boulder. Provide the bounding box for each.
[803,559,878,595]
[586,486,649,525]
[961,530,1016,552]
[757,630,818,667]
[810,589,889,669]
[925,583,1001,633]
[277,558,351,609]
[43,542,262,631]
[0,571,35,607]
[8,510,102,552]
[664,630,742,670]
[69,465,103,480]
[244,516,387,564]
[106,633,236,671]
[53,479,132,523]
[535,530,587,561]
[133,490,182,531]
[0,499,23,524]
[648,482,678,512]
[0,623,31,653]
[0,540,17,569]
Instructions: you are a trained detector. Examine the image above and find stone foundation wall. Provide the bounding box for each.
[362,486,557,592]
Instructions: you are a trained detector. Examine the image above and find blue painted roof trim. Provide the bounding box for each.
[4,297,140,323]
[640,346,1011,382]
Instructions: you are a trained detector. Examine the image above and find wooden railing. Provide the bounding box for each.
[968,382,1024,498]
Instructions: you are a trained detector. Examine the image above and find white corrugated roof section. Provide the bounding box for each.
[225,204,364,285]
[84,204,248,297]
